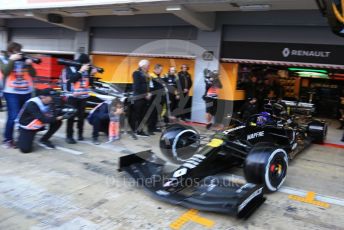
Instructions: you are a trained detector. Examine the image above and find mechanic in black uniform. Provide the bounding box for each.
[257,78,273,110]
[132,59,151,137]
[17,88,66,153]
[244,75,258,100]
[62,53,94,144]
[163,66,180,119]
[177,64,193,120]
[147,64,165,135]
[238,97,259,121]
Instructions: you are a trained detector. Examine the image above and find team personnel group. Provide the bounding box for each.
[0,42,194,153]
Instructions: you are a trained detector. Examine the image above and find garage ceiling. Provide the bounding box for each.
[0,0,320,31]
[1,0,319,17]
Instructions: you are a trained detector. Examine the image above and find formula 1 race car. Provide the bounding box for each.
[119,102,327,218]
[87,80,132,111]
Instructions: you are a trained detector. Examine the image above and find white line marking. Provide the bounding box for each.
[52,132,128,152]
[55,146,84,155]
[279,186,344,207]
[232,175,344,207]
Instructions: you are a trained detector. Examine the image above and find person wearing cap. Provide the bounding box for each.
[62,53,95,144]
[132,59,151,137]
[17,88,65,153]
[0,42,36,149]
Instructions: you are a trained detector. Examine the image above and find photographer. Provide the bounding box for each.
[17,88,66,153]
[62,53,94,144]
[1,42,36,149]
[203,69,222,129]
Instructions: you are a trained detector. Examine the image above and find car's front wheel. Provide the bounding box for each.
[244,144,288,192]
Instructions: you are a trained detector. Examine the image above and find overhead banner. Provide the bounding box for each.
[221,41,344,66]
[0,0,165,10]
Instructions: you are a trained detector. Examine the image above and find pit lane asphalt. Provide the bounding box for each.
[0,112,343,230]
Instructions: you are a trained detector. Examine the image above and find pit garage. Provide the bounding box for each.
[0,0,343,230]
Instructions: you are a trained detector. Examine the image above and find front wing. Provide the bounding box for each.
[119,151,266,219]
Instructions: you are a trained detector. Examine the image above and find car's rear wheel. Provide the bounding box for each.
[244,144,288,192]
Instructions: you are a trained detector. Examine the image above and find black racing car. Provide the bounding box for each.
[119,102,327,218]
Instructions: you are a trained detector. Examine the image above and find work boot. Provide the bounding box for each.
[66,137,77,144]
[148,131,155,136]
[136,131,149,137]
[93,138,100,145]
[39,140,55,150]
[78,133,84,141]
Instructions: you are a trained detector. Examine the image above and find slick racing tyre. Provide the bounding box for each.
[244,144,288,192]
[307,120,327,143]
[160,124,200,164]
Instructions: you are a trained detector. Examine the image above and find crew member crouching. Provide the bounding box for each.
[88,99,124,145]
[87,100,111,145]
[17,88,65,153]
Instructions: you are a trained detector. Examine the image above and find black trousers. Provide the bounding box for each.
[133,98,148,132]
[66,97,87,138]
[147,94,164,132]
[168,93,178,117]
[18,121,62,153]
[92,118,109,138]
[177,92,192,119]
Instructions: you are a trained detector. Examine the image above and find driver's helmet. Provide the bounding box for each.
[256,112,271,126]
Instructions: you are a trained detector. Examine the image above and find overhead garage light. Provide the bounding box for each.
[288,68,328,74]
[0,13,14,18]
[70,12,89,17]
[297,72,329,79]
[239,4,271,11]
[166,5,182,11]
[112,7,137,16]
[24,12,34,17]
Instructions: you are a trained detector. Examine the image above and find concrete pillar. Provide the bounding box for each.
[0,28,9,51]
[0,20,8,51]
[191,27,222,123]
[74,30,90,57]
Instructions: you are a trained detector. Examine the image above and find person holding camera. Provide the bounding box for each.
[17,88,67,153]
[203,69,222,130]
[0,42,36,149]
[62,53,94,144]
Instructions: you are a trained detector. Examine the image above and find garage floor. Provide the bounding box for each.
[0,112,343,230]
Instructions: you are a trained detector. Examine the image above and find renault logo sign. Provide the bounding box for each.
[282,48,331,58]
[282,48,290,57]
